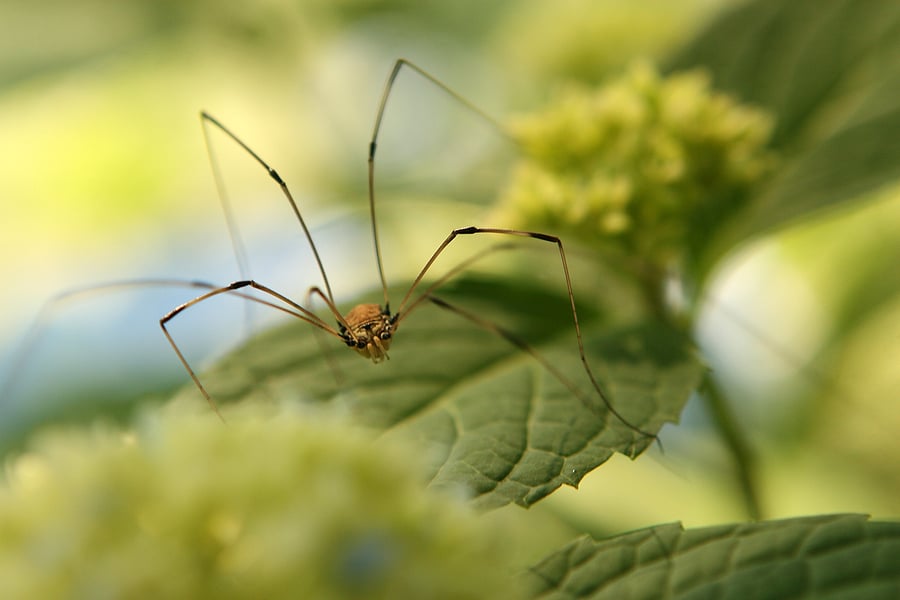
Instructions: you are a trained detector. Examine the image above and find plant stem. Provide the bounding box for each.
[701,373,763,521]
[642,262,762,520]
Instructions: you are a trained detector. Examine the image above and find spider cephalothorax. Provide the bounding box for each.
[339,303,398,362]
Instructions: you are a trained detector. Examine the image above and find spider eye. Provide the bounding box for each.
[380,331,391,340]
[356,340,367,349]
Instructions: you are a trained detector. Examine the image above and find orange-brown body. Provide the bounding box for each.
[340,303,396,362]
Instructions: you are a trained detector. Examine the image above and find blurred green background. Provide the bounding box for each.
[1,0,898,535]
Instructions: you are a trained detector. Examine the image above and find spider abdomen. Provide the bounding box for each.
[341,303,395,362]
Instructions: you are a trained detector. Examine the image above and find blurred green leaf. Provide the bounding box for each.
[172,279,703,508]
[781,188,900,366]
[525,514,900,599]
[670,0,900,267]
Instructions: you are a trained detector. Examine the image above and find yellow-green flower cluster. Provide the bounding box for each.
[0,403,521,599]
[495,62,775,271]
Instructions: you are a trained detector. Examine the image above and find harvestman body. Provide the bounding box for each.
[160,59,659,444]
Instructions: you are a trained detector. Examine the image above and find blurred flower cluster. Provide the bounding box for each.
[495,62,775,279]
[0,403,520,599]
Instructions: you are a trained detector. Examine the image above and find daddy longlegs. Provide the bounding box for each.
[160,58,660,446]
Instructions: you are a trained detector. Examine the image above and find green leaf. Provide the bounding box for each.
[171,278,703,508]
[669,0,900,263]
[525,514,900,599]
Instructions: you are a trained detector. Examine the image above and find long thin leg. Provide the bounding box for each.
[426,294,656,452]
[398,241,520,318]
[201,112,255,332]
[202,59,507,313]
[367,58,514,309]
[305,286,345,385]
[397,227,542,315]
[200,112,337,306]
[395,226,659,445]
[0,278,320,405]
[201,115,250,282]
[160,279,344,417]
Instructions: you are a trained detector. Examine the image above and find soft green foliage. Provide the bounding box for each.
[172,279,704,509]
[493,0,714,86]
[525,514,900,599]
[3,0,900,596]
[494,0,900,296]
[0,403,522,599]
[494,62,774,274]
[669,0,900,265]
